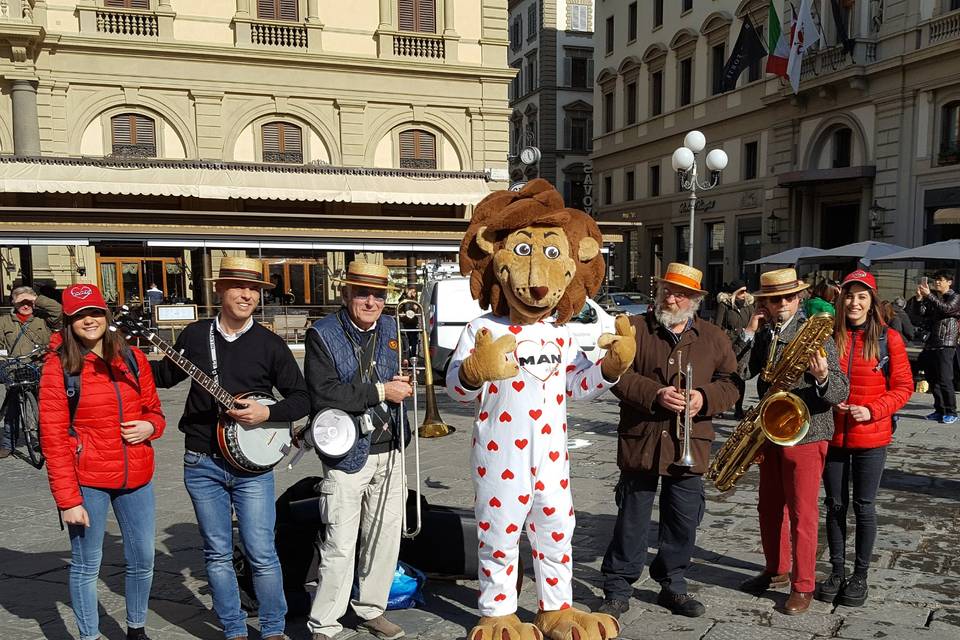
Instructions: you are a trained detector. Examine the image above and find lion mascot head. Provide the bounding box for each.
[459,178,605,325]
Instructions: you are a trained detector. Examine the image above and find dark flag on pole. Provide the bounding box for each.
[830,0,856,56]
[719,15,768,92]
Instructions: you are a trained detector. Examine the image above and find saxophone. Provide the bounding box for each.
[707,312,835,491]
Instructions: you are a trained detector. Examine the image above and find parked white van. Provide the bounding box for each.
[423,275,617,379]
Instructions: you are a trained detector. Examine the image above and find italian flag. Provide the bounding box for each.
[765,1,792,77]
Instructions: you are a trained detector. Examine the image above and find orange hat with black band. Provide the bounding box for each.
[656,263,708,295]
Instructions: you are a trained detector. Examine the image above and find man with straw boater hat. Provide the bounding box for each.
[151,256,310,640]
[733,268,849,615]
[598,263,739,619]
[304,260,413,640]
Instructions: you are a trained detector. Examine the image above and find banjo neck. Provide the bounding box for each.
[139,330,240,410]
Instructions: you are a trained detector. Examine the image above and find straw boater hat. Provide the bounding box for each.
[206,257,275,289]
[333,260,399,291]
[656,262,708,295]
[753,268,811,297]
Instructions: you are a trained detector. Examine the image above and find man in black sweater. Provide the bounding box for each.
[304,261,412,640]
[151,257,309,640]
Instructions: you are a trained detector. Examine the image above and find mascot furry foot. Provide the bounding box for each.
[533,609,619,640]
[469,614,543,640]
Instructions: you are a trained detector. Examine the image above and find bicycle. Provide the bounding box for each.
[0,345,47,469]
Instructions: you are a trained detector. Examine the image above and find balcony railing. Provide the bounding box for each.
[800,39,877,79]
[263,151,304,164]
[393,33,445,60]
[929,10,960,45]
[251,20,308,49]
[111,144,157,159]
[96,8,158,38]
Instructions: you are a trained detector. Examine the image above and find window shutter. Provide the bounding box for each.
[129,0,150,8]
[586,117,593,150]
[587,59,594,88]
[399,129,436,169]
[257,0,277,19]
[279,0,298,21]
[563,57,571,86]
[112,115,133,145]
[418,131,436,165]
[133,115,155,145]
[262,122,281,153]
[398,0,416,31]
[418,0,436,32]
[282,123,302,154]
[399,130,416,161]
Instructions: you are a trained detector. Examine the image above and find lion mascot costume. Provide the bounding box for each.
[445,179,635,640]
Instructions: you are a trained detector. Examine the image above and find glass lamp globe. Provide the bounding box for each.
[671,147,695,172]
[705,149,729,172]
[684,130,706,154]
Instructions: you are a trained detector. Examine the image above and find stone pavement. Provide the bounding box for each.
[0,376,958,640]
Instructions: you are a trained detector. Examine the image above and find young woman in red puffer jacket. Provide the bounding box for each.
[816,270,912,610]
[39,284,165,640]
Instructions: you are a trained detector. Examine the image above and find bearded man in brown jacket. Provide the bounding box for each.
[598,263,740,620]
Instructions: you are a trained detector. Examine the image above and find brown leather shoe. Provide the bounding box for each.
[359,615,405,639]
[739,572,790,595]
[0,448,11,459]
[783,590,813,615]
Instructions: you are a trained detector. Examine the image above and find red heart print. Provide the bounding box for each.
[562,423,567,432]
[560,603,571,610]
[479,521,490,531]
[531,549,538,559]
[477,466,486,477]
[560,479,569,489]
[515,438,528,450]
[549,451,560,462]
[561,554,570,563]
[566,365,576,373]
[512,380,525,392]
[489,497,502,508]
[501,469,515,480]
[479,541,485,548]
[535,480,545,491]
[455,386,466,395]
[565,452,569,461]
[489,383,498,394]
[580,378,589,391]
[494,593,507,601]
[539,552,545,560]
[556,394,564,404]
[487,440,499,451]
[557,338,565,346]
[479,411,489,421]
[568,507,574,516]
[551,531,564,542]
[509,325,522,335]
[541,424,552,434]
[506,565,514,575]
[530,522,536,532]
[518,494,530,505]
[566,390,573,397]
[539,600,545,610]
[529,409,542,420]
[543,507,556,516]
[493,550,506,559]
[546,577,559,586]
[482,568,491,577]
[499,411,512,423]
[531,466,537,476]
[505,523,519,534]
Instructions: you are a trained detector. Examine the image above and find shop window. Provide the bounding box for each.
[399,129,437,169]
[262,121,303,164]
[257,0,298,21]
[111,114,156,158]
[399,0,436,33]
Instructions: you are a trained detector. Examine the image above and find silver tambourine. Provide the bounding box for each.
[305,408,358,458]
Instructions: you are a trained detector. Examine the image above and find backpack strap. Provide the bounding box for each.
[874,329,898,433]
[62,347,141,437]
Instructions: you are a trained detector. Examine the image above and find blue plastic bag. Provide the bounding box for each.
[386,561,426,610]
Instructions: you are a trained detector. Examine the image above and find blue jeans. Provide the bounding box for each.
[69,482,155,640]
[183,451,286,639]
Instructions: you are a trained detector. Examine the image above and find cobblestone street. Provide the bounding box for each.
[0,376,958,640]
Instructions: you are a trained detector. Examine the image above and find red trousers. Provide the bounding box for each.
[757,440,828,592]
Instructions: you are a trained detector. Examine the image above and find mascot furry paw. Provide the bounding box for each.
[446,179,634,640]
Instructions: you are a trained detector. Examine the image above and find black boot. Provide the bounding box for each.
[127,627,151,640]
[838,573,868,607]
[656,590,705,617]
[816,572,845,603]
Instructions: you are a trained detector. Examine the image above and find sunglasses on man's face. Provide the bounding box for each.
[352,287,386,301]
[767,292,799,304]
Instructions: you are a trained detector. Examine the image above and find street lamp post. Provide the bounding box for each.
[671,131,728,267]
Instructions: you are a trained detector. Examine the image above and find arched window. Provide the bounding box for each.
[257,0,298,21]
[940,101,960,165]
[110,114,156,158]
[105,0,151,8]
[398,129,436,169]
[262,122,303,163]
[398,0,436,33]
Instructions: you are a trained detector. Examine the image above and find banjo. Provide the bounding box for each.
[112,308,294,473]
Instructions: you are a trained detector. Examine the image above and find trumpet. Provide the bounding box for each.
[394,298,453,539]
[675,351,695,468]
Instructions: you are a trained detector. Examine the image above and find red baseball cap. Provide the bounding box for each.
[841,269,877,292]
[62,284,109,316]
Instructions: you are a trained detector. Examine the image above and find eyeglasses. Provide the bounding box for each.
[767,292,799,304]
[661,289,690,300]
[352,287,386,302]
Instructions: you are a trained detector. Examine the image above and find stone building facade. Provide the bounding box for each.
[592,0,960,300]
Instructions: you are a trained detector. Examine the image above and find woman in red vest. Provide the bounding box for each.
[818,270,912,607]
[39,284,165,640]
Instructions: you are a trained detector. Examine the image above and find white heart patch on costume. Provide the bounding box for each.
[514,340,562,382]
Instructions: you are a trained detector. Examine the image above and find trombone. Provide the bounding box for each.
[394,298,453,539]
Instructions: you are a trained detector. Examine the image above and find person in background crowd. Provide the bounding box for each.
[818,270,912,607]
[714,279,755,419]
[880,300,915,344]
[803,279,840,318]
[908,270,960,424]
[735,268,849,615]
[0,285,62,458]
[599,263,739,620]
[145,283,164,309]
[39,284,165,640]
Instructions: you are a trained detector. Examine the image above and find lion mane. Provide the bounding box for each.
[459,178,605,325]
